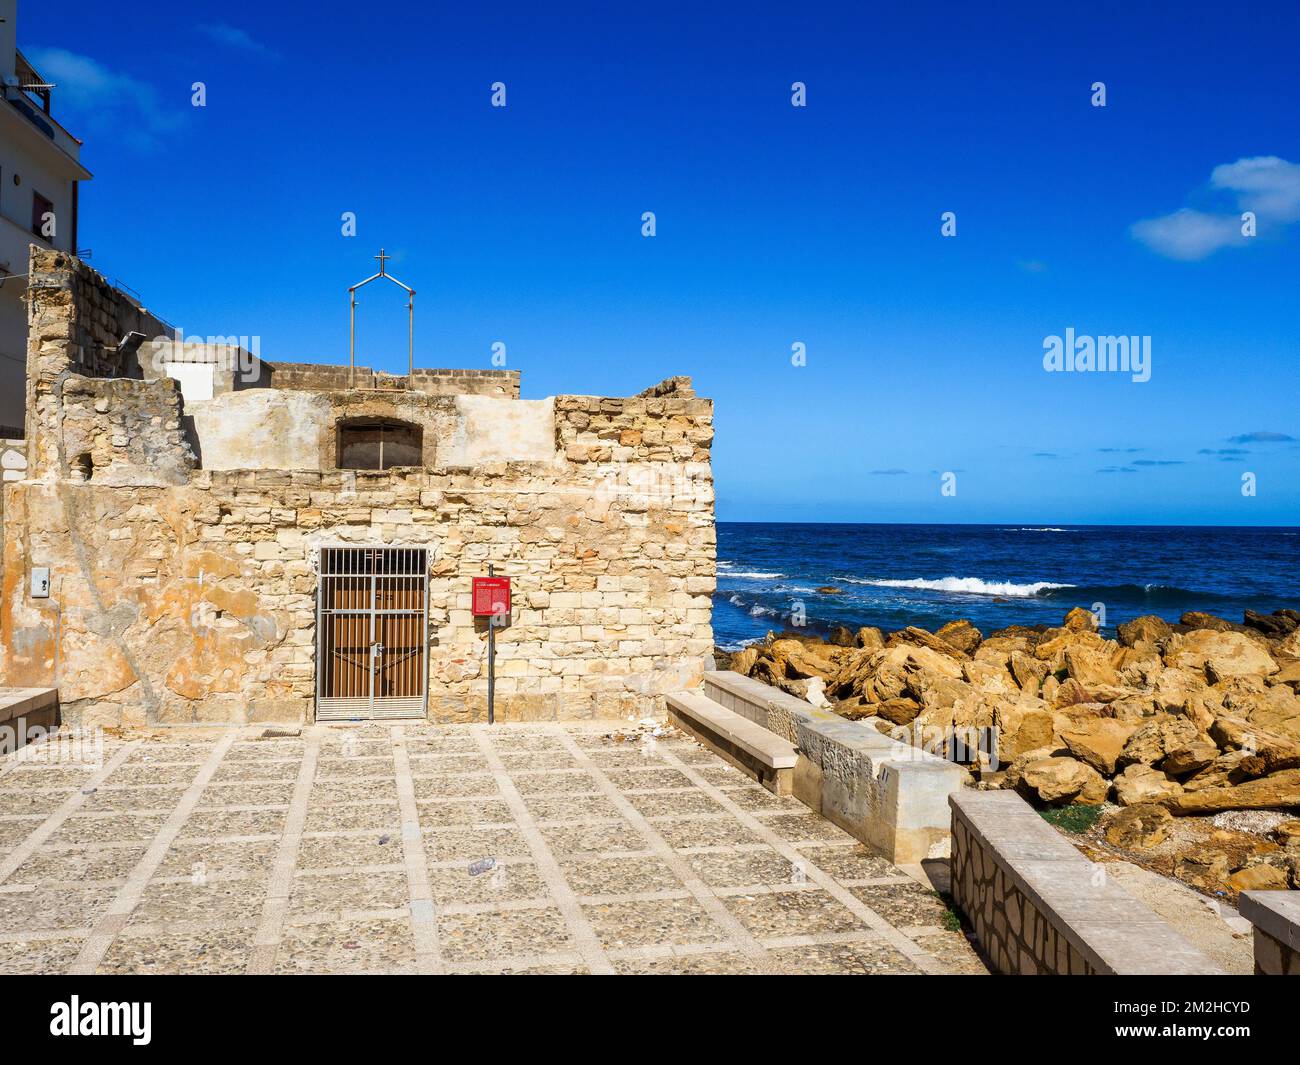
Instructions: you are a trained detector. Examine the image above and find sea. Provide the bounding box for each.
[713,523,1300,650]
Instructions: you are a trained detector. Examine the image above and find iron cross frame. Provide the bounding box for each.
[348,247,416,387]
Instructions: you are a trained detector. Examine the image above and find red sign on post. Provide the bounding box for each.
[472,576,511,618]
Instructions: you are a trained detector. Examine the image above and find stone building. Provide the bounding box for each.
[0,0,91,436]
[0,247,716,727]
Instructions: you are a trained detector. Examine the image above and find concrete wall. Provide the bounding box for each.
[949,790,1224,974]
[2,248,716,727]
[1239,891,1300,975]
[269,362,519,399]
[701,670,968,864]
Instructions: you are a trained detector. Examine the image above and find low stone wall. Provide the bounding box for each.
[949,790,1225,974]
[1238,891,1300,975]
[268,362,520,398]
[701,670,968,864]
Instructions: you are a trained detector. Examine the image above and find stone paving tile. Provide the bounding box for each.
[424,825,531,861]
[428,860,548,905]
[849,883,954,929]
[0,886,114,931]
[276,918,417,974]
[613,951,764,975]
[766,939,924,975]
[685,847,807,890]
[438,906,573,963]
[295,832,402,869]
[289,870,410,916]
[795,843,900,881]
[130,881,267,926]
[0,818,43,848]
[178,808,287,839]
[559,854,684,896]
[583,897,727,950]
[654,817,764,850]
[99,927,255,974]
[10,844,150,885]
[537,820,646,856]
[0,721,979,975]
[0,936,84,974]
[725,887,866,939]
[0,790,76,816]
[524,794,622,822]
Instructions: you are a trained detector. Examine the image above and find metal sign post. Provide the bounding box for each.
[472,569,511,725]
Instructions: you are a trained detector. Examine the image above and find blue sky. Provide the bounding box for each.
[25,0,1300,525]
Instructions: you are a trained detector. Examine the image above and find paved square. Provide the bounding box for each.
[0,722,987,974]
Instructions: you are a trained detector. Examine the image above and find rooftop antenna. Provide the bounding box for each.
[348,247,415,388]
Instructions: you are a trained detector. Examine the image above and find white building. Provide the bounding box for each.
[0,0,90,435]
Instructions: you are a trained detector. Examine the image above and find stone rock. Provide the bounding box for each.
[1165,768,1300,815]
[874,696,923,726]
[886,625,968,659]
[1244,609,1297,637]
[936,619,982,655]
[1114,764,1184,806]
[730,646,758,677]
[1176,853,1230,891]
[827,625,856,648]
[1113,641,1164,687]
[1226,864,1288,891]
[1117,614,1172,648]
[1060,718,1138,775]
[1162,741,1219,777]
[1064,644,1120,688]
[1182,751,1251,792]
[1063,606,1098,633]
[1273,661,1300,691]
[1103,803,1174,850]
[1009,650,1050,695]
[1180,611,1235,632]
[803,676,831,708]
[993,700,1056,763]
[1033,628,1115,672]
[855,627,885,652]
[770,638,840,681]
[962,658,1017,695]
[1007,752,1109,806]
[1275,820,1300,846]
[1165,630,1278,681]
[1119,715,1201,768]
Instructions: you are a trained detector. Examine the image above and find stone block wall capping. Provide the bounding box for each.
[665,689,797,795]
[1238,890,1300,975]
[949,789,1226,975]
[700,670,968,864]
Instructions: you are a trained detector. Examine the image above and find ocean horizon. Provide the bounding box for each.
[713,521,1300,650]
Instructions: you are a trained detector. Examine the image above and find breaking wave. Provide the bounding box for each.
[840,576,1073,598]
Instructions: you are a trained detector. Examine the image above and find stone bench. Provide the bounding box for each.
[0,688,59,753]
[698,671,968,864]
[950,789,1226,974]
[665,689,798,794]
[1238,890,1300,975]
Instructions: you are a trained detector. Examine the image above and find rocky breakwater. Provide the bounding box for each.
[720,606,1300,892]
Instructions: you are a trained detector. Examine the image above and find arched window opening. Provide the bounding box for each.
[336,419,423,470]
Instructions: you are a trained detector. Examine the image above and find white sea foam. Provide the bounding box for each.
[1000,527,1070,533]
[748,604,779,617]
[723,571,786,580]
[841,576,1073,598]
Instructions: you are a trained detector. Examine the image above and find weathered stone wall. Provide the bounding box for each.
[269,362,520,399]
[949,790,1224,974]
[2,249,714,727]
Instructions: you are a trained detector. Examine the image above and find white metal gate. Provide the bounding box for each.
[316,546,428,721]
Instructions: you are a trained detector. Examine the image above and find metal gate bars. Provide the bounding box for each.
[316,546,428,721]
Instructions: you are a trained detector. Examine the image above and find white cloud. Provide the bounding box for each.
[198,23,279,57]
[1131,155,1300,261]
[1210,156,1300,223]
[1130,208,1245,261]
[26,47,180,150]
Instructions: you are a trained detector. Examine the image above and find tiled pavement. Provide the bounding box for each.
[0,722,988,975]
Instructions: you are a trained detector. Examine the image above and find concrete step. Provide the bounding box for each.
[665,689,797,794]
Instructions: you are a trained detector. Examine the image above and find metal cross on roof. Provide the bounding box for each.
[348,248,416,387]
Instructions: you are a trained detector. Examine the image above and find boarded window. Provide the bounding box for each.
[336,419,422,470]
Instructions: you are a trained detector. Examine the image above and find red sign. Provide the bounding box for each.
[472,576,511,618]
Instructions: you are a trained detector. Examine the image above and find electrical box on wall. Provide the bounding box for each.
[30,568,50,598]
